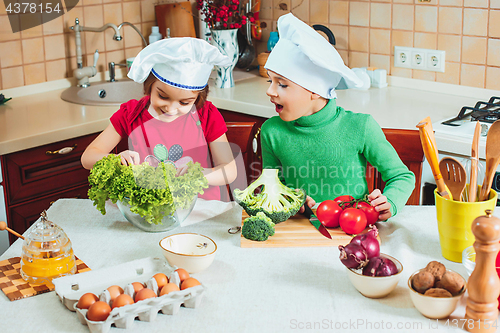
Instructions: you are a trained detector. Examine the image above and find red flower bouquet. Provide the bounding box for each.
[197,0,253,30]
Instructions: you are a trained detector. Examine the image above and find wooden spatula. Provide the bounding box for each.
[417,117,452,199]
[468,121,480,202]
[439,157,467,201]
[479,120,500,201]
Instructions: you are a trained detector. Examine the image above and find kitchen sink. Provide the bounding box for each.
[61,80,144,106]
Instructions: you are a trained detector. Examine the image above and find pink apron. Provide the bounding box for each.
[127,107,220,200]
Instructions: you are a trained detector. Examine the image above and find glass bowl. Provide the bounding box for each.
[117,195,197,232]
[462,246,476,278]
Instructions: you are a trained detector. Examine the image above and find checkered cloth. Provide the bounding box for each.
[0,257,90,301]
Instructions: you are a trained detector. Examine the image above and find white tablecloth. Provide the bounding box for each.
[1,199,498,333]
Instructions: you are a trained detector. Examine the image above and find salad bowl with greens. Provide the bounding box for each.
[88,154,209,232]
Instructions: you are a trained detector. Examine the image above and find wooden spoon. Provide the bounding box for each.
[468,121,480,202]
[0,221,25,240]
[479,120,500,201]
[439,157,467,201]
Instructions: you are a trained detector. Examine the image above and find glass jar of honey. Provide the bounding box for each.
[20,211,76,284]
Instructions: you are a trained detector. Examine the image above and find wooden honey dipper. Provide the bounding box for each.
[0,221,24,240]
[465,209,500,333]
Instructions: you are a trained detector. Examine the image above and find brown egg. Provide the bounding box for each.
[153,273,169,290]
[175,268,190,282]
[87,301,111,321]
[76,292,98,309]
[112,293,135,309]
[107,285,124,302]
[159,283,180,296]
[131,282,145,293]
[180,277,201,290]
[134,288,157,302]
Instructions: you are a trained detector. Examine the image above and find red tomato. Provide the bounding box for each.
[356,201,380,226]
[316,200,342,228]
[339,208,367,235]
[334,195,355,209]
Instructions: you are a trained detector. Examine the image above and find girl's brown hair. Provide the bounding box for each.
[143,73,209,110]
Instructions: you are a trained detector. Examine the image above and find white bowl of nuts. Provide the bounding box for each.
[408,261,466,319]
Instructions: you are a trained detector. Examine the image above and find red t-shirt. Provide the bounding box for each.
[110,96,227,200]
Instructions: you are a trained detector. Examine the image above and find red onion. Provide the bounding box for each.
[339,243,369,269]
[362,256,398,277]
[350,226,380,259]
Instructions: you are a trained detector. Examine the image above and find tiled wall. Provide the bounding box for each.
[0,0,158,89]
[1,0,499,89]
[258,0,500,89]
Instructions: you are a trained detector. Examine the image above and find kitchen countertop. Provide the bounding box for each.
[0,198,491,333]
[1,70,499,156]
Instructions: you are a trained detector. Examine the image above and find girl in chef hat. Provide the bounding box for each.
[81,38,237,200]
[262,13,415,221]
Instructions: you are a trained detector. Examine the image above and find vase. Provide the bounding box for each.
[210,28,239,88]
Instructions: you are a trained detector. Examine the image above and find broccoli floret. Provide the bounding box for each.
[233,169,306,223]
[242,212,276,241]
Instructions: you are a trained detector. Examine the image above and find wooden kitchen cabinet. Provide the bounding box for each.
[219,109,267,185]
[1,132,100,244]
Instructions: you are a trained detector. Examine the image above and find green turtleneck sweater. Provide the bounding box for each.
[260,99,415,217]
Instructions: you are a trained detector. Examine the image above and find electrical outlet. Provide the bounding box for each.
[427,50,446,72]
[412,51,426,68]
[394,46,446,72]
[394,46,411,68]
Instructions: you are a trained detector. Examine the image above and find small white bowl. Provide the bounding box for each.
[408,268,466,319]
[346,253,403,298]
[159,233,217,274]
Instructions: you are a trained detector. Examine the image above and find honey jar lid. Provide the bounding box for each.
[22,210,72,253]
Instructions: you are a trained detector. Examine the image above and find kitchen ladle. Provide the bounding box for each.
[479,120,500,201]
[439,157,467,202]
[0,221,25,240]
[468,121,480,202]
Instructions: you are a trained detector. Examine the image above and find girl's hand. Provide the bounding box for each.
[118,150,140,166]
[367,189,392,221]
[175,164,190,177]
[298,195,316,214]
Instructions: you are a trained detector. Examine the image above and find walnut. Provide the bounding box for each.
[434,280,445,289]
[424,261,446,281]
[440,271,465,295]
[424,288,453,298]
[412,271,435,294]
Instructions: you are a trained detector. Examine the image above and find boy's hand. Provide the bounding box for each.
[298,195,316,214]
[118,150,140,166]
[367,189,392,221]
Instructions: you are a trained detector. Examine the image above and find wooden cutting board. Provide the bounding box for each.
[240,211,380,248]
[155,1,196,38]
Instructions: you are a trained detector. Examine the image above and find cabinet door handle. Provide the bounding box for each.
[252,127,261,154]
[46,144,77,155]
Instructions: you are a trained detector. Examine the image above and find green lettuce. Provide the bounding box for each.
[88,154,208,224]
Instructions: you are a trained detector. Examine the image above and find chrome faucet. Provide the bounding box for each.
[117,22,147,47]
[70,18,122,87]
[108,62,127,82]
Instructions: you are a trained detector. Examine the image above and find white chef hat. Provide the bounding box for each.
[265,13,362,99]
[128,37,231,90]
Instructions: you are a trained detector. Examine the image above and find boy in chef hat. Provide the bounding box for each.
[81,38,237,200]
[262,13,415,220]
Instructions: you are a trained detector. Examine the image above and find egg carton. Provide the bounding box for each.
[53,257,205,333]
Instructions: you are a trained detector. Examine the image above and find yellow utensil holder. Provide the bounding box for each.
[434,187,497,262]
